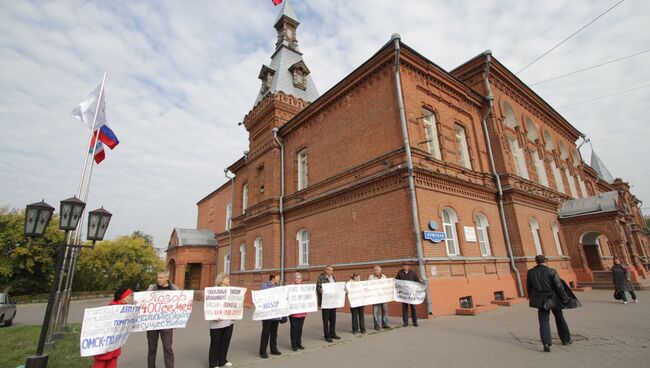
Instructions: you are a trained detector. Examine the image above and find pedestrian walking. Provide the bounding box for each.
[611,257,638,304]
[92,287,134,368]
[347,272,366,334]
[526,255,572,352]
[395,263,420,327]
[208,273,235,368]
[146,270,178,368]
[316,265,340,342]
[259,273,283,359]
[289,272,306,351]
[368,265,390,330]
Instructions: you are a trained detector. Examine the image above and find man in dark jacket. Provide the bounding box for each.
[526,255,572,352]
[316,266,340,342]
[395,263,421,327]
[259,273,283,358]
[146,270,178,368]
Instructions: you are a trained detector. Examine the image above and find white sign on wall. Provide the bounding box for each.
[464,226,477,242]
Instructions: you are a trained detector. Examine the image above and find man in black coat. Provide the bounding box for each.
[526,255,572,352]
[395,263,421,327]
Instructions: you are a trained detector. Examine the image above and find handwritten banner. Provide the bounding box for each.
[320,282,346,309]
[132,290,194,332]
[252,286,289,321]
[394,280,426,305]
[347,278,395,308]
[286,284,318,314]
[204,287,247,320]
[80,304,140,357]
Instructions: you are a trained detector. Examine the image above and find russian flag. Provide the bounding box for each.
[90,141,105,164]
[90,124,119,150]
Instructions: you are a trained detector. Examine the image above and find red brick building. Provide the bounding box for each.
[167,2,650,316]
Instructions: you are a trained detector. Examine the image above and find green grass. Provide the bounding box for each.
[0,324,92,368]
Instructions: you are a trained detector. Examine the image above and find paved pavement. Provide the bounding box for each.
[14,290,650,368]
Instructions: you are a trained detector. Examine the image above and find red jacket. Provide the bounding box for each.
[93,299,124,361]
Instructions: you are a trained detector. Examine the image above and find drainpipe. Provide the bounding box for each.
[224,169,234,276]
[272,127,286,285]
[479,50,524,297]
[391,34,432,315]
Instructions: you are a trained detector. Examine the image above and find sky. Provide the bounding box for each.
[1,0,649,248]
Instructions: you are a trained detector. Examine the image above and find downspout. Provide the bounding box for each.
[479,51,524,297]
[391,34,432,315]
[224,169,234,276]
[272,127,286,285]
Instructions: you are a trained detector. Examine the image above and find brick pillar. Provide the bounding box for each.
[176,265,186,290]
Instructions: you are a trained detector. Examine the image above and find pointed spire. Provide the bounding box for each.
[274,0,299,26]
[590,149,614,183]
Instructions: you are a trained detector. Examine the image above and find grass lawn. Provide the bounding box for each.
[0,324,92,368]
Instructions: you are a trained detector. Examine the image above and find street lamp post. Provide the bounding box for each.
[23,197,112,368]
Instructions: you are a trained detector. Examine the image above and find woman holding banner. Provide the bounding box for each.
[209,273,235,368]
[289,272,307,351]
[346,273,366,334]
[92,287,133,368]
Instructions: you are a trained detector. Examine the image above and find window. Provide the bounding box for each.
[455,125,471,169]
[559,141,569,161]
[475,213,491,256]
[525,118,538,141]
[578,176,589,198]
[242,183,248,213]
[508,137,529,179]
[543,130,555,151]
[502,102,518,129]
[564,168,577,198]
[552,223,563,256]
[224,253,231,275]
[571,150,581,167]
[442,208,460,256]
[297,149,308,190]
[297,229,309,266]
[254,237,263,269]
[239,244,246,271]
[225,203,232,231]
[551,162,565,193]
[532,150,549,186]
[530,218,543,255]
[423,109,441,159]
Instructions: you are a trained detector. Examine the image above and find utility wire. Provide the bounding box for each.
[515,0,625,75]
[530,49,650,86]
[557,83,650,108]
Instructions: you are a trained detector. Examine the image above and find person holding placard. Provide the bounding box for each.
[209,273,235,368]
[259,273,283,359]
[347,272,366,334]
[368,265,390,330]
[396,263,421,327]
[317,265,340,342]
[289,272,307,351]
[92,287,134,368]
[146,270,178,368]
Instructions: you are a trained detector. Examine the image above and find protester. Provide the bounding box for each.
[146,270,178,368]
[92,287,134,368]
[347,272,366,334]
[259,273,283,358]
[526,255,572,352]
[209,273,235,368]
[317,265,340,342]
[395,263,420,327]
[611,257,638,304]
[289,272,307,351]
[368,265,390,330]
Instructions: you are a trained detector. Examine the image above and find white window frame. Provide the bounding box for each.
[297,149,308,191]
[552,223,563,256]
[442,208,460,256]
[551,162,565,194]
[564,168,578,198]
[242,183,248,213]
[503,102,518,129]
[508,137,529,179]
[224,253,231,275]
[455,125,472,169]
[532,150,549,186]
[239,244,246,271]
[225,203,232,231]
[423,110,441,159]
[254,237,263,269]
[297,229,309,266]
[530,218,543,255]
[475,213,491,256]
[525,118,538,141]
[578,176,588,198]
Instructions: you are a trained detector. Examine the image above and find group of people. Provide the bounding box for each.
[92,256,641,367]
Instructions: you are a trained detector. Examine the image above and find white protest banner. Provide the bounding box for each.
[320,282,346,309]
[346,278,395,308]
[394,279,426,305]
[252,286,289,321]
[132,290,194,332]
[204,287,247,320]
[80,304,140,357]
[286,284,318,314]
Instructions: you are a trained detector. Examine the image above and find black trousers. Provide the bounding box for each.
[351,306,366,332]
[537,308,571,345]
[147,329,174,368]
[401,303,417,325]
[259,320,280,355]
[321,308,337,338]
[289,316,305,348]
[209,325,233,367]
[621,290,637,302]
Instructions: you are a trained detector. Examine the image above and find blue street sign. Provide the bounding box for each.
[423,231,446,243]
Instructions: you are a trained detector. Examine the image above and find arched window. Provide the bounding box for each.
[239,244,246,271]
[297,229,309,266]
[225,203,232,231]
[242,183,248,213]
[422,109,441,159]
[475,213,491,256]
[530,218,543,255]
[508,136,529,179]
[531,149,549,186]
[502,102,518,129]
[297,149,308,190]
[578,175,589,198]
[559,141,569,160]
[254,237,263,269]
[564,168,578,198]
[551,161,565,194]
[442,208,460,256]
[543,130,555,151]
[551,223,563,256]
[455,124,472,169]
[224,253,231,275]
[525,118,538,141]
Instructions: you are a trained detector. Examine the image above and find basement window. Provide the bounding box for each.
[459,296,474,309]
[494,291,505,301]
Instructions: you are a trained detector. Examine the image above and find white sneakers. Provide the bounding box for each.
[214,362,233,368]
[623,301,628,304]
[634,299,639,303]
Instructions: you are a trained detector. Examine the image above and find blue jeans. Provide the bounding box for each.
[372,303,389,327]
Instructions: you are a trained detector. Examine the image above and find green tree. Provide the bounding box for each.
[0,205,66,295]
[131,230,154,246]
[73,235,164,292]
